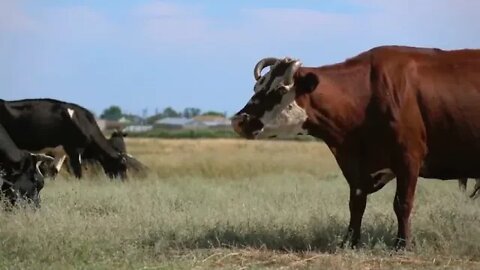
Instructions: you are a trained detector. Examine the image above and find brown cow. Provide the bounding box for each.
[231,46,480,249]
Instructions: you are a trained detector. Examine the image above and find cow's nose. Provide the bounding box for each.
[231,114,248,137]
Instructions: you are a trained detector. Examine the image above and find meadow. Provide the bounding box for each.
[1,138,480,269]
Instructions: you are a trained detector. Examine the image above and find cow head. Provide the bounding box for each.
[231,57,319,139]
[103,130,128,179]
[102,153,128,180]
[109,129,127,154]
[1,153,53,208]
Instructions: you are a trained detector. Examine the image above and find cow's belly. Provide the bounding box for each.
[7,127,62,150]
[421,142,480,179]
[3,122,67,151]
[417,79,480,179]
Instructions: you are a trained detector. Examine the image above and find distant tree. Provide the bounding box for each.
[100,105,123,121]
[202,111,225,117]
[183,107,201,118]
[162,107,181,118]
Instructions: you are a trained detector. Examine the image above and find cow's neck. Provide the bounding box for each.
[296,63,372,152]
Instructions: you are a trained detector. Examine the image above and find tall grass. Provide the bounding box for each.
[1,139,479,269]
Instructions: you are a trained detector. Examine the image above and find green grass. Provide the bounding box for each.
[1,139,480,269]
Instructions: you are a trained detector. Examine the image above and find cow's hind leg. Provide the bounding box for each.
[470,178,480,199]
[458,178,468,192]
[66,148,84,179]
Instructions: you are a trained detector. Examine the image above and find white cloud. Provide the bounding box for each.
[131,0,480,59]
[0,1,36,32]
[132,1,211,46]
[130,2,354,58]
[0,2,115,44]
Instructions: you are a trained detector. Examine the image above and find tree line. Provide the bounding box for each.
[100,105,226,124]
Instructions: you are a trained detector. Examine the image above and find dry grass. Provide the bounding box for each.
[126,138,338,179]
[1,138,479,269]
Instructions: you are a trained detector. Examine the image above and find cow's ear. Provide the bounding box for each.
[122,131,128,137]
[295,72,319,94]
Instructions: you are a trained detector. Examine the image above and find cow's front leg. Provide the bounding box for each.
[341,186,367,248]
[393,158,421,249]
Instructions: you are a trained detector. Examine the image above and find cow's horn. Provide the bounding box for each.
[284,60,302,86]
[30,153,55,162]
[254,57,280,81]
[35,161,44,177]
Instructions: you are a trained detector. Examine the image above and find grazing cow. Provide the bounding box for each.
[0,98,127,179]
[40,130,148,179]
[231,46,480,249]
[0,123,53,207]
[458,178,480,199]
[83,129,128,162]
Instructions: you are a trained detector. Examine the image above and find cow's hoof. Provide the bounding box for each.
[394,238,406,250]
[340,238,360,249]
[394,238,415,251]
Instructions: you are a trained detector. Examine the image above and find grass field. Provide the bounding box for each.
[1,138,480,269]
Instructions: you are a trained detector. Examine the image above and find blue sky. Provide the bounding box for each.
[1,0,479,116]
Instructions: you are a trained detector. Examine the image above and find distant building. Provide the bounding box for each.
[153,116,232,130]
[193,115,231,129]
[154,117,193,129]
[124,125,153,133]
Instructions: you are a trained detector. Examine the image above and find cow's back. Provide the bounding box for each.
[0,99,95,151]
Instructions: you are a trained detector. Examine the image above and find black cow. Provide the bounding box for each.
[0,123,53,207]
[82,130,149,177]
[83,130,127,162]
[41,130,149,179]
[0,98,127,179]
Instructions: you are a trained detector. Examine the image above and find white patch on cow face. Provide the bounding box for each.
[78,154,82,165]
[255,90,308,139]
[67,108,75,119]
[355,189,362,196]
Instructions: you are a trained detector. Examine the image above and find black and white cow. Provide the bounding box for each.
[0,123,53,207]
[0,98,127,179]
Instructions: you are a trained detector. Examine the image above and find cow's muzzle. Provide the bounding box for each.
[231,113,263,139]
